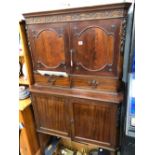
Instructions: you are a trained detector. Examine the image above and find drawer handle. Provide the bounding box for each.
[88,80,99,88]
[48,76,56,85]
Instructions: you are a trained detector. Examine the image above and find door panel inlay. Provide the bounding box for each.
[74,27,114,71]
[33,29,65,69]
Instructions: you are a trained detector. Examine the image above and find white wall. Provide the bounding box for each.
[18,0,133,20]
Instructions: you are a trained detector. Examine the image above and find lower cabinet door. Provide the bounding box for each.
[70,98,119,148]
[31,93,70,137]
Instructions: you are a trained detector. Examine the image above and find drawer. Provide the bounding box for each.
[33,73,70,88]
[71,76,122,92]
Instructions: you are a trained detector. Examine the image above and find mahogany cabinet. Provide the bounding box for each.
[23,2,131,154]
[31,91,120,150]
[24,3,131,92]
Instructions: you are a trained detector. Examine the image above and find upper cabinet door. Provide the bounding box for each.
[70,19,122,77]
[27,23,69,72]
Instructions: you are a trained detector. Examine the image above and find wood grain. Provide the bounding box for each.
[30,85,123,104]
[32,94,70,137]
[19,106,40,155]
[33,73,70,88]
[71,75,122,92]
[70,19,121,77]
[70,98,119,149]
[28,23,70,72]
[30,92,120,149]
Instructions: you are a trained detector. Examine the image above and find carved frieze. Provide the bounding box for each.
[26,9,127,24]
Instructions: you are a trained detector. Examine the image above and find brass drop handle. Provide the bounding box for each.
[44,74,57,85]
[48,76,56,85]
[88,80,99,88]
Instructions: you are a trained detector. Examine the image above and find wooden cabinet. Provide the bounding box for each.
[23,2,131,154]
[30,92,120,149]
[24,2,130,91]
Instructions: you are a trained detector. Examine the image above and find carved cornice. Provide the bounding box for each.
[26,9,127,24]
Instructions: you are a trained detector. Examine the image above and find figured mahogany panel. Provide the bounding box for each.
[71,98,119,148]
[31,94,70,137]
[70,19,121,77]
[28,23,69,72]
[75,27,113,70]
[35,30,65,66]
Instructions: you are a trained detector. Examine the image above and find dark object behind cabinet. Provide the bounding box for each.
[121,136,135,155]
[23,2,131,154]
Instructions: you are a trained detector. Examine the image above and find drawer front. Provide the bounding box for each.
[34,73,70,87]
[71,76,121,92]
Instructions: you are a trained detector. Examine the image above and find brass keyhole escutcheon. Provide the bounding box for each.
[76,66,79,70]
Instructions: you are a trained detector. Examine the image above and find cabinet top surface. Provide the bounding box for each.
[23,2,131,18]
[30,85,123,104]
